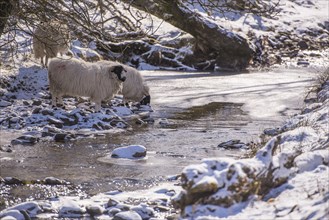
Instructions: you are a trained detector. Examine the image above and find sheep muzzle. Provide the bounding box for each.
[111,65,127,82]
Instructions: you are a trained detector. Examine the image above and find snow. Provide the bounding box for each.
[0,0,328,219]
[111,145,147,159]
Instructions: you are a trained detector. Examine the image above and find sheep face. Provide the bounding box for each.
[110,65,127,82]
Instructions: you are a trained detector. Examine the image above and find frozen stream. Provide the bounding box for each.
[0,68,315,198]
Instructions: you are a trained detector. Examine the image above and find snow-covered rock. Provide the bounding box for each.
[111,145,147,159]
[113,210,142,220]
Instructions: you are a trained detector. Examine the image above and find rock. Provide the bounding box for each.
[131,204,155,220]
[32,107,42,114]
[6,201,42,218]
[107,198,120,207]
[111,145,147,159]
[0,100,12,107]
[58,115,78,126]
[297,60,310,66]
[86,204,105,216]
[22,100,30,106]
[48,117,64,128]
[0,210,25,220]
[108,207,121,216]
[11,135,39,145]
[4,177,23,185]
[297,40,308,50]
[53,133,73,142]
[43,177,64,185]
[264,127,281,136]
[190,176,219,194]
[217,140,248,149]
[159,118,171,127]
[0,145,12,153]
[32,100,42,106]
[41,109,54,116]
[59,199,85,218]
[154,205,170,212]
[113,211,142,220]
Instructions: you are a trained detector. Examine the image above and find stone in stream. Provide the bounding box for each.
[43,177,64,185]
[111,145,147,159]
[217,139,248,149]
[11,135,39,145]
[53,133,68,142]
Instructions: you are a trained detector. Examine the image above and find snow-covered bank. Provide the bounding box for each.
[172,69,329,219]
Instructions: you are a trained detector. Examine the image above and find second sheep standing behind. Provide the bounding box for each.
[33,21,71,67]
[98,60,151,106]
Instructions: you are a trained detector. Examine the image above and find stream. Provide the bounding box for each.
[0,68,315,207]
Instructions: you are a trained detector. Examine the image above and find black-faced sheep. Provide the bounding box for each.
[98,60,151,105]
[33,21,71,67]
[48,58,127,112]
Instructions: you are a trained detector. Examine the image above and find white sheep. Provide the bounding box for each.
[98,60,151,105]
[48,58,127,112]
[33,21,71,67]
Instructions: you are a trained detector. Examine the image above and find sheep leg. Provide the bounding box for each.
[57,96,64,106]
[51,95,57,107]
[94,100,102,112]
[45,56,49,68]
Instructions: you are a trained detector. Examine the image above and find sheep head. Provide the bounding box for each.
[110,65,127,82]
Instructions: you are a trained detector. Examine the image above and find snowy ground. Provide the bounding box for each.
[1,0,328,219]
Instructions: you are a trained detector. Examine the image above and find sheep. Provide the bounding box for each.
[48,58,127,112]
[33,21,71,67]
[98,60,151,106]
